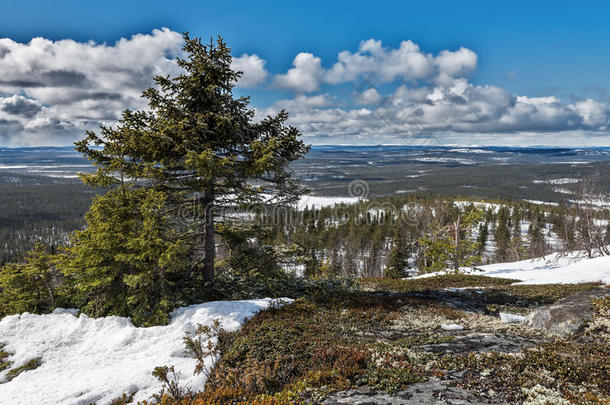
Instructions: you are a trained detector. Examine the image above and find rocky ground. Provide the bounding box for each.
[324,288,610,405]
[159,275,610,404]
[322,286,610,405]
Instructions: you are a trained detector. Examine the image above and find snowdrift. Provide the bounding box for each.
[0,298,290,404]
[416,252,610,285]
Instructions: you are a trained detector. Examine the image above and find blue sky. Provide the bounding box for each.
[1,0,609,146]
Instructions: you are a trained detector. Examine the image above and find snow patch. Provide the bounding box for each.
[416,251,610,285]
[441,323,464,331]
[499,312,527,323]
[297,195,363,210]
[0,298,291,404]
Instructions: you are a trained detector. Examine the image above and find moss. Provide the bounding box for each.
[363,275,602,310]
[5,358,41,382]
[366,366,424,394]
[439,342,610,403]
[196,295,443,403]
[162,287,608,405]
[394,334,455,347]
[361,274,519,292]
[468,282,604,309]
[585,296,610,341]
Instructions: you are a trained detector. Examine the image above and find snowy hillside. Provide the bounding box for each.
[416,252,610,285]
[0,298,290,404]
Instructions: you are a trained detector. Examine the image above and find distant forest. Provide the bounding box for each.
[0,173,96,264]
[2,171,608,275]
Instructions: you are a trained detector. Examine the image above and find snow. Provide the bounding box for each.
[0,298,291,405]
[499,312,527,323]
[297,195,363,210]
[416,251,610,285]
[413,157,476,165]
[532,178,580,185]
[441,323,464,331]
[522,200,559,206]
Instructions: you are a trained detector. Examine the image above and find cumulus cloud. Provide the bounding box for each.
[273,39,478,92]
[0,95,43,118]
[273,52,324,92]
[231,53,268,88]
[0,29,608,146]
[260,77,609,144]
[434,47,477,85]
[357,88,382,105]
[325,39,435,84]
[264,39,608,144]
[0,28,184,146]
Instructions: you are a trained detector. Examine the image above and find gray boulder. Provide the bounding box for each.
[525,288,610,337]
[323,378,500,404]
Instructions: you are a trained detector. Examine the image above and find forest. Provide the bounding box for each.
[0,30,609,405]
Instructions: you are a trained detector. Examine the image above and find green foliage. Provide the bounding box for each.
[75,34,309,285]
[384,222,411,278]
[60,188,189,326]
[362,273,519,293]
[417,206,483,273]
[39,33,309,325]
[494,206,511,262]
[0,243,64,318]
[440,342,610,403]
[152,365,192,402]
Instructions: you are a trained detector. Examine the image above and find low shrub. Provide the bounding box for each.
[440,342,610,403]
[361,274,519,293]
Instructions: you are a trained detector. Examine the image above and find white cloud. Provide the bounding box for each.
[274,52,324,93]
[570,99,608,127]
[263,77,609,144]
[325,39,434,84]
[0,30,608,147]
[434,47,477,85]
[0,28,184,146]
[357,88,382,104]
[231,53,268,88]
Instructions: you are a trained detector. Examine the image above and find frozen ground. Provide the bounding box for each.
[0,298,290,405]
[297,195,363,210]
[416,251,610,285]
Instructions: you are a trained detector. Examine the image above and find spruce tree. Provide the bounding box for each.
[385,222,411,278]
[494,207,511,262]
[0,243,60,317]
[75,34,309,285]
[61,188,189,325]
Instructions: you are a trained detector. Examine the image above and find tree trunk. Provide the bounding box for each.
[203,186,215,283]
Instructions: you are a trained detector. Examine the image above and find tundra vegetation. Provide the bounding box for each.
[0,34,609,404]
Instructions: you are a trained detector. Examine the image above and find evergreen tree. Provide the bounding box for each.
[385,222,411,278]
[476,222,489,259]
[60,188,189,326]
[494,207,511,262]
[0,243,61,317]
[75,34,309,286]
[527,208,547,259]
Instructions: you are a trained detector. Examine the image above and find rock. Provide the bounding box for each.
[525,288,610,337]
[323,378,501,404]
[422,332,539,354]
[499,312,526,323]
